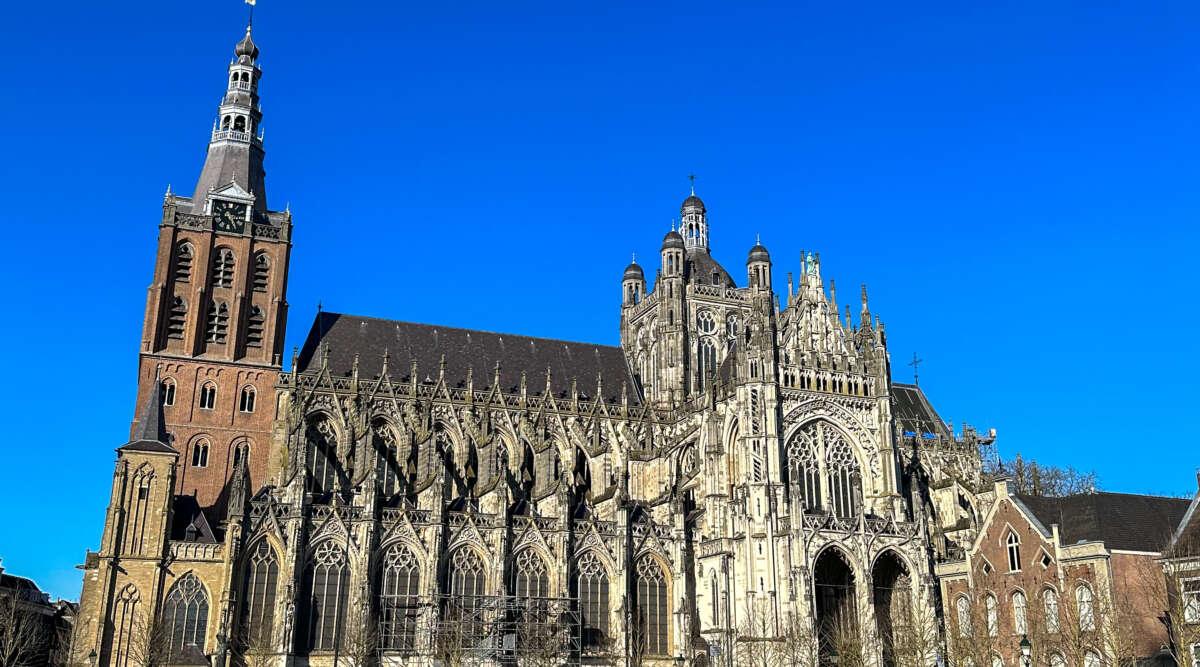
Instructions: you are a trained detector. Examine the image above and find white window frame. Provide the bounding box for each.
[1183,577,1200,624]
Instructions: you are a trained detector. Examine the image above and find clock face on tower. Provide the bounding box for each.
[211,199,248,233]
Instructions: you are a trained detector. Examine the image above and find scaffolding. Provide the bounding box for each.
[420,594,582,666]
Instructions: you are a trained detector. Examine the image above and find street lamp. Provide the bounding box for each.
[1019,634,1032,667]
[86,649,97,667]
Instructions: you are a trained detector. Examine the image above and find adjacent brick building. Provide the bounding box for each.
[936,480,1188,667]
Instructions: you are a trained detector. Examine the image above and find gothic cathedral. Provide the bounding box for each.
[73,23,993,667]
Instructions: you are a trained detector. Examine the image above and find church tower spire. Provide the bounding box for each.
[190,23,267,215]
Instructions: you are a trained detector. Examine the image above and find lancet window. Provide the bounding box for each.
[246,306,265,347]
[301,542,349,652]
[578,552,610,648]
[306,416,340,495]
[378,543,420,652]
[635,555,669,656]
[205,301,229,343]
[212,248,235,288]
[447,547,487,641]
[253,253,270,291]
[174,243,193,282]
[239,541,278,643]
[162,573,209,659]
[167,297,187,340]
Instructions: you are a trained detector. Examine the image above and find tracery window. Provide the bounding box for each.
[302,542,349,652]
[191,439,210,468]
[726,314,739,339]
[239,540,278,643]
[447,547,486,642]
[696,310,716,334]
[239,386,256,413]
[1006,532,1021,572]
[985,593,998,637]
[786,424,821,512]
[1013,590,1028,634]
[1076,584,1095,631]
[212,248,235,288]
[306,417,339,494]
[1049,654,1066,667]
[175,243,194,282]
[1084,651,1101,667]
[1043,587,1060,633]
[167,297,187,340]
[161,378,176,407]
[199,382,216,410]
[378,543,420,652]
[253,253,270,291]
[635,555,669,656]
[163,573,209,659]
[825,428,861,518]
[206,301,229,343]
[246,306,265,347]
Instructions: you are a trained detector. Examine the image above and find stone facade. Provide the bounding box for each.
[74,23,1012,667]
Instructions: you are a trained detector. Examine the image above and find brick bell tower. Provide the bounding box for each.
[133,22,291,513]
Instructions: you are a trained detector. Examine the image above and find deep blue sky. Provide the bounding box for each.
[0,1,1196,600]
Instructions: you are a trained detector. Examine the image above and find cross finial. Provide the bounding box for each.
[631,252,637,263]
[756,233,761,245]
[688,173,696,195]
[670,218,675,231]
[908,352,923,386]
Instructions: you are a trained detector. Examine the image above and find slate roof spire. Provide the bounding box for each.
[189,21,268,214]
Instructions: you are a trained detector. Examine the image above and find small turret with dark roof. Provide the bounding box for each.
[747,241,770,265]
[661,229,685,251]
[623,259,644,281]
[121,377,175,453]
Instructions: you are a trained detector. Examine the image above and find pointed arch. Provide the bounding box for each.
[167,297,187,340]
[445,545,488,643]
[163,572,210,659]
[377,542,420,652]
[111,584,141,667]
[300,540,349,652]
[252,252,270,292]
[212,247,235,288]
[576,550,611,648]
[306,413,343,496]
[174,242,194,282]
[239,539,279,644]
[634,553,670,656]
[786,422,821,511]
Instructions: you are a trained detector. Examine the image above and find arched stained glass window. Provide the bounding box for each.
[306,417,339,495]
[239,540,278,644]
[825,427,861,518]
[447,547,487,642]
[697,337,718,390]
[514,549,549,599]
[578,552,610,648]
[787,424,821,511]
[635,555,669,656]
[163,573,209,659]
[378,543,420,652]
[301,541,349,652]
